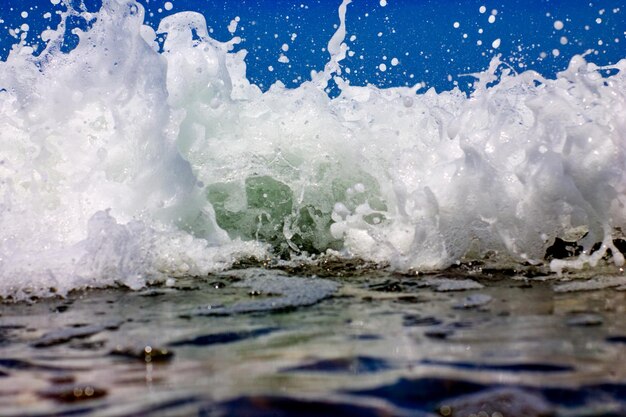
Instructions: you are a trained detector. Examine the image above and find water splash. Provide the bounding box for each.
[0,0,624,299]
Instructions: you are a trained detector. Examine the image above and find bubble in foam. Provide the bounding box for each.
[479,5,486,14]
[391,57,399,66]
[488,15,496,24]
[453,21,460,29]
[554,20,564,30]
[379,0,387,7]
[492,38,501,48]
[164,2,173,11]
[378,63,387,71]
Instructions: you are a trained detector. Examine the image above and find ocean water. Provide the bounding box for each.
[2,2,626,416]
[0,0,625,300]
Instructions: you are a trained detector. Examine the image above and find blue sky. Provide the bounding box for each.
[1,0,624,92]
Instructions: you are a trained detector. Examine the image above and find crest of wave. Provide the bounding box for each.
[0,0,266,300]
[160,1,626,272]
[0,0,624,300]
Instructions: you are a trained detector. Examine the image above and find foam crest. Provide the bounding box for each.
[0,0,624,299]
[0,1,265,299]
[330,56,626,271]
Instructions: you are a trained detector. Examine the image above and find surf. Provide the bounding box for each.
[0,0,624,300]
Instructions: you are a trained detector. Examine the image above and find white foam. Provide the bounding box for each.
[0,2,266,299]
[554,276,626,293]
[420,278,484,292]
[0,0,625,299]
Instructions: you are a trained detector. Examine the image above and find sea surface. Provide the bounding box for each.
[1,262,626,416]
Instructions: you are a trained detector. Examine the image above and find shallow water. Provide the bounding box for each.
[2,261,626,416]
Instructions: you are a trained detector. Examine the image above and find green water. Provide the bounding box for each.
[206,173,386,255]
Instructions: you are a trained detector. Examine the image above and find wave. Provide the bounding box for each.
[0,0,624,300]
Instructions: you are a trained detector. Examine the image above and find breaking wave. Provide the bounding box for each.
[0,0,624,299]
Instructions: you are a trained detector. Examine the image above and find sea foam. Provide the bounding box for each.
[0,0,624,299]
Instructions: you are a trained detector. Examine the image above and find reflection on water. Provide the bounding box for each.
[1,261,626,416]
